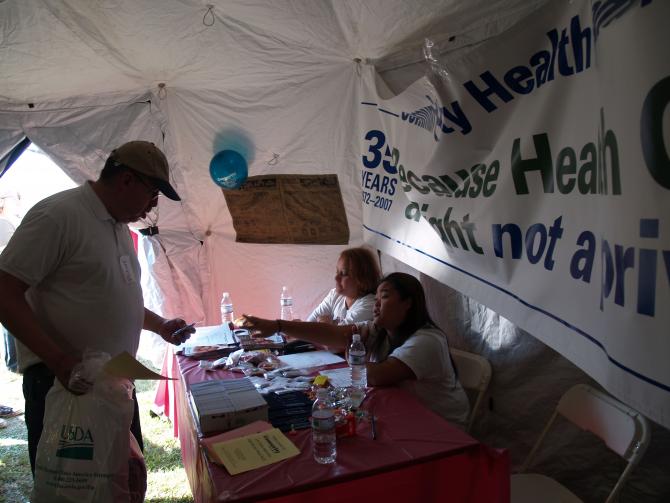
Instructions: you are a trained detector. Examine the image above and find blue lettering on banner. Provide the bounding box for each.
[361,129,399,212]
[598,218,670,317]
[362,3,651,137]
[400,95,472,140]
[492,217,564,270]
[363,222,670,395]
[592,0,652,40]
[362,130,398,174]
[463,14,593,113]
[400,95,442,141]
[491,216,670,318]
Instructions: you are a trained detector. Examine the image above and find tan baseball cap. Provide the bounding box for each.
[109,141,181,201]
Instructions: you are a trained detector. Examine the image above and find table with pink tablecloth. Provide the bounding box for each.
[158,350,510,502]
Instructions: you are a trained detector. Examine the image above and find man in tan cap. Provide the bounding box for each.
[0,140,193,475]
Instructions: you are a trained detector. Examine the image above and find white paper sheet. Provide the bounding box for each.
[176,324,236,350]
[318,368,353,388]
[277,351,345,369]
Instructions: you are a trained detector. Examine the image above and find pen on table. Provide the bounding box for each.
[370,413,377,440]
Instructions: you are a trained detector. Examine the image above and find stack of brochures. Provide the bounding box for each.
[264,390,314,431]
[189,378,268,434]
[201,420,300,475]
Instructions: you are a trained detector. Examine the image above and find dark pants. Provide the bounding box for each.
[22,363,144,476]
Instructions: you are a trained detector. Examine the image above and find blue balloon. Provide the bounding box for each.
[209,149,248,189]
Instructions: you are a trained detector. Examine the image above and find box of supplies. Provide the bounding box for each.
[189,378,268,435]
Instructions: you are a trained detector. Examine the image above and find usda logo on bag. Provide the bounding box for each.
[57,424,94,460]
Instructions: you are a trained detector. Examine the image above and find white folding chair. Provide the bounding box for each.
[450,348,492,432]
[511,384,650,503]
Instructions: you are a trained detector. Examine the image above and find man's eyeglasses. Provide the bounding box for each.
[131,171,160,199]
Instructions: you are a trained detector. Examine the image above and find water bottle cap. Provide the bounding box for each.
[352,333,361,342]
[221,291,230,303]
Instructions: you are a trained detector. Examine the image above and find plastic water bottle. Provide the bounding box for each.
[220,292,234,327]
[311,388,336,464]
[280,286,293,320]
[348,333,367,405]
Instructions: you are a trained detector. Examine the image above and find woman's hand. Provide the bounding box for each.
[241,315,277,338]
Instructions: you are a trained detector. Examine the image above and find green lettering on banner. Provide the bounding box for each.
[510,119,620,196]
[511,133,554,194]
[640,75,670,189]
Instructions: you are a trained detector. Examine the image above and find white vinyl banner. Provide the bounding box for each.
[360,0,670,427]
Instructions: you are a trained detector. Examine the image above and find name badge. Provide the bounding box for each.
[119,255,136,284]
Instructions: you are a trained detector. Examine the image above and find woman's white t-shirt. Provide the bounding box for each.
[306,288,375,325]
[362,322,470,426]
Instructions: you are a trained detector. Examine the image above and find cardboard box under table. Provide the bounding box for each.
[188,378,268,435]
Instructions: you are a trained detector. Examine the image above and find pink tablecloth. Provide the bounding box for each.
[163,351,510,502]
[153,346,180,437]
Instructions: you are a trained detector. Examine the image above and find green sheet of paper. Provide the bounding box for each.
[103,351,173,380]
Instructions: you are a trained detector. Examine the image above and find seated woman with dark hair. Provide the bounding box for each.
[243,272,469,426]
[306,246,381,325]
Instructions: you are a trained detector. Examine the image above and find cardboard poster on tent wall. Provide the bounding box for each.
[360,0,670,427]
[223,174,349,244]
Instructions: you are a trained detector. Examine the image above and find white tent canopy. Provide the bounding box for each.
[1,1,668,501]
[1,0,546,326]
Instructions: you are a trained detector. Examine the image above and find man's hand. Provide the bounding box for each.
[158,318,195,345]
[53,354,92,395]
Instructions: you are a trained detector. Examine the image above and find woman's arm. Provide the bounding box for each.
[305,289,336,322]
[367,357,416,386]
[243,315,352,352]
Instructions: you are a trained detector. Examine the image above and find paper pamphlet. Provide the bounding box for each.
[278,350,345,369]
[103,351,171,380]
[318,367,354,388]
[210,427,300,475]
[201,420,273,459]
[176,324,237,350]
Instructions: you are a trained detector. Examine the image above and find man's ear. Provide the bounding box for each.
[118,170,134,189]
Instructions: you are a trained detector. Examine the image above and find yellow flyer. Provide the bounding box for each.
[211,428,300,475]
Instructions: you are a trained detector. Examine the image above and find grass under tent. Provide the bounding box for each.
[0,360,193,503]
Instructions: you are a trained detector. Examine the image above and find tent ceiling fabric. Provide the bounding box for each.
[0,0,548,325]
[1,0,544,103]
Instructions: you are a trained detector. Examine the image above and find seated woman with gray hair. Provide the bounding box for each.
[306,246,381,325]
